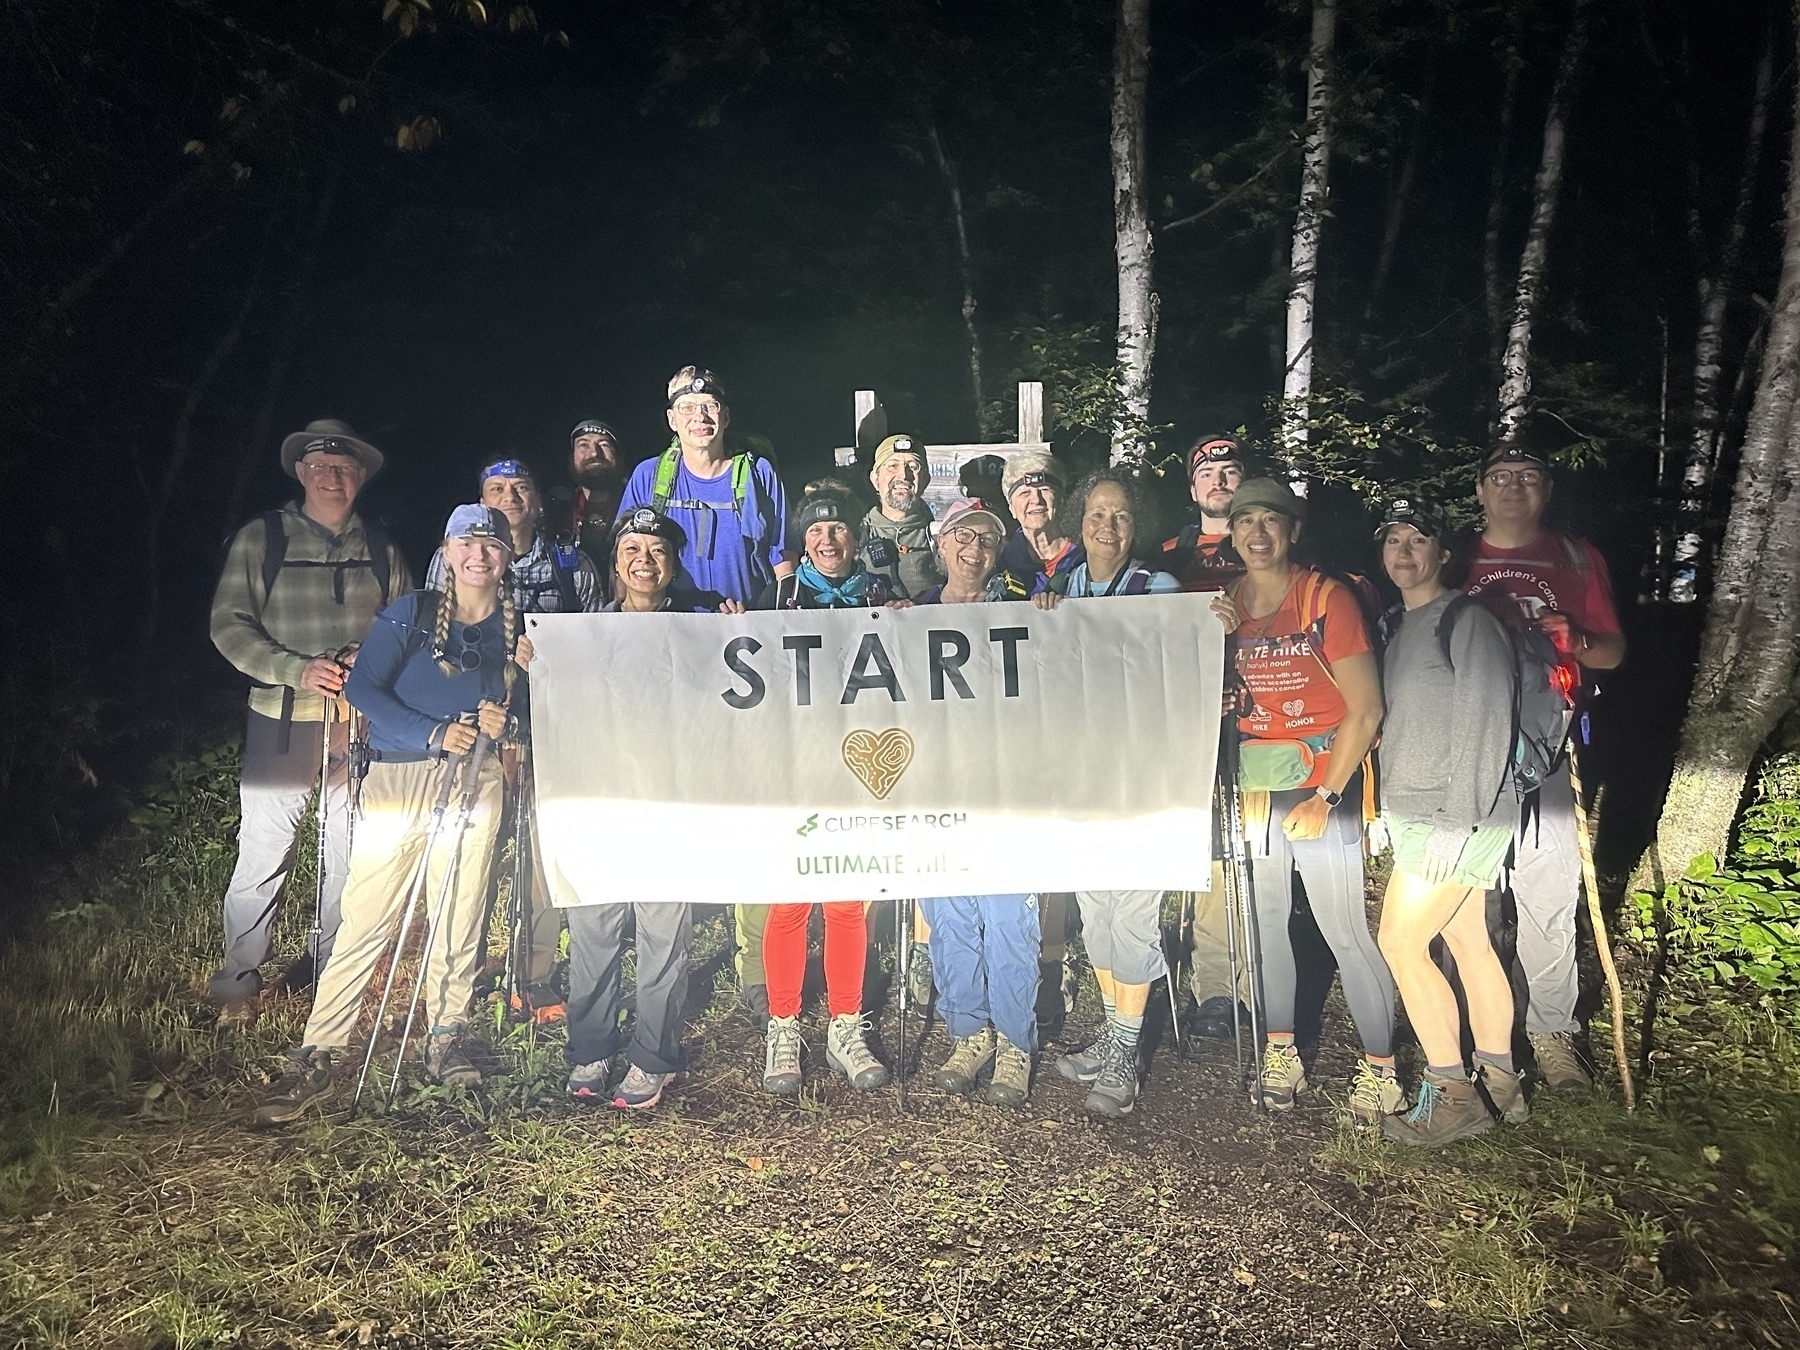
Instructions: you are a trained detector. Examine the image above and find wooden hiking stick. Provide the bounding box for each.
[1567,747,1636,1111]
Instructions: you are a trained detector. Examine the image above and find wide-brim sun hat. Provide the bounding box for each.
[280,419,384,479]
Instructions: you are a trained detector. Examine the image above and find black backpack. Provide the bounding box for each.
[230,508,397,606]
[1436,592,1575,796]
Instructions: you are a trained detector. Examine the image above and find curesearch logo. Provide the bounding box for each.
[796,813,819,838]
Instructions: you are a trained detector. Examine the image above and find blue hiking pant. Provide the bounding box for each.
[919,894,1038,1051]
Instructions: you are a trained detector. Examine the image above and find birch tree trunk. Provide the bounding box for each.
[1647,10,1800,881]
[1495,0,1592,448]
[1669,31,1774,603]
[925,114,986,436]
[1110,0,1155,465]
[1279,0,1338,474]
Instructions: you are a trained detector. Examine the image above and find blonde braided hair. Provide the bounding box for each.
[431,572,459,676]
[499,588,520,697]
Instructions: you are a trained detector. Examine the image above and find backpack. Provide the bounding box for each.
[234,508,396,606]
[1436,592,1575,797]
[651,445,751,513]
[547,539,583,613]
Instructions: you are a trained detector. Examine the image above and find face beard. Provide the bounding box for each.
[574,461,623,493]
[881,483,917,514]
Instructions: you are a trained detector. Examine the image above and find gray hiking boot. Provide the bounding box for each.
[424,1032,482,1087]
[1259,1041,1307,1110]
[1382,1073,1495,1147]
[567,1058,612,1101]
[826,1014,890,1090]
[1085,1034,1139,1118]
[985,1035,1032,1107]
[1479,1062,1531,1123]
[1055,1026,1115,1084]
[763,1015,803,1095]
[253,1049,335,1126]
[931,1027,996,1094]
[612,1064,674,1111]
[1528,1032,1593,1095]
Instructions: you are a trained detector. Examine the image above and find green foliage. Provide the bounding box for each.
[1632,756,1800,998]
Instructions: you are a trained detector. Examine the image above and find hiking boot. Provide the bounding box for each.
[1085,1034,1139,1118]
[826,1014,890,1090]
[611,1064,674,1111]
[985,1035,1032,1107]
[1382,1074,1495,1147]
[1528,1031,1593,1095]
[1055,1025,1115,1084]
[424,1032,482,1087]
[1346,1061,1407,1124]
[763,1015,803,1096]
[270,953,316,997]
[931,1027,996,1095]
[567,1058,612,1100]
[1189,996,1239,1041]
[252,1049,335,1126]
[906,943,934,1009]
[1478,1062,1531,1124]
[1259,1042,1306,1110]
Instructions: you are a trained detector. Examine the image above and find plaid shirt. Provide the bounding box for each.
[424,532,603,614]
[211,504,414,724]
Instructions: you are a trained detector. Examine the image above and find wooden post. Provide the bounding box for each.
[1017,382,1044,445]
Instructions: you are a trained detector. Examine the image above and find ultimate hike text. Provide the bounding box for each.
[719,627,1031,709]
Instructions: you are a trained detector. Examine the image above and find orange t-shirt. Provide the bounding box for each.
[1233,572,1372,778]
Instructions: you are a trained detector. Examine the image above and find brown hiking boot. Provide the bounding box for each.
[252,1050,335,1126]
[1528,1032,1593,1095]
[1381,1074,1494,1147]
[984,1034,1031,1107]
[931,1027,996,1095]
[1478,1062,1530,1123]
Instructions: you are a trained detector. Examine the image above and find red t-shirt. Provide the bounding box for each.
[1233,572,1373,787]
[1465,530,1621,636]
[1160,529,1244,592]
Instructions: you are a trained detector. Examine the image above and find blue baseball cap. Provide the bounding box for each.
[444,504,515,553]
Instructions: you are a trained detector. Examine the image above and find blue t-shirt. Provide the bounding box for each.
[346,593,514,757]
[618,451,790,605]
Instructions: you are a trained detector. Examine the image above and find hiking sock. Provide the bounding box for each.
[1266,1031,1296,1050]
[1111,1013,1144,1056]
[1101,993,1117,1022]
[1427,1062,1469,1082]
[1473,1049,1515,1076]
[1366,1053,1398,1079]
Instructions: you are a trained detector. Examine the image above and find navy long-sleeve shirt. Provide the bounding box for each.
[346,592,513,759]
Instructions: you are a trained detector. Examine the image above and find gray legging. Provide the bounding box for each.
[1249,782,1395,1057]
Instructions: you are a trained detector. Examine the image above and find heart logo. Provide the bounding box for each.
[842,729,915,801]
[1281,699,1305,717]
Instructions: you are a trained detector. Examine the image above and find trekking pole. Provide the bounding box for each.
[352,740,470,1111]
[1220,717,1267,1111]
[386,723,500,1107]
[894,897,911,1111]
[500,748,533,1019]
[1217,793,1247,1091]
[1568,745,1636,1112]
[1161,894,1185,1059]
[310,695,336,999]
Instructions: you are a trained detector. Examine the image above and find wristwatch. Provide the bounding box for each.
[1315,786,1343,808]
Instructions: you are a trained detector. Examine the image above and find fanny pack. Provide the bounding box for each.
[1239,731,1335,792]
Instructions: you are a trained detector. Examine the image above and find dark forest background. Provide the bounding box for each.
[0,0,1780,881]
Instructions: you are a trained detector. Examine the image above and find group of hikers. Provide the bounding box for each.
[209,364,1624,1146]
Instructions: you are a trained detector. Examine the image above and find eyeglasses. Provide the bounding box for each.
[299,459,364,479]
[672,399,723,417]
[1484,469,1545,487]
[945,526,1001,550]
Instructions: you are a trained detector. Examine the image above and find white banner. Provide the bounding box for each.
[527,595,1224,905]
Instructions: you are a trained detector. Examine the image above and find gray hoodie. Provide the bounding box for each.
[859,503,943,599]
[1379,591,1519,853]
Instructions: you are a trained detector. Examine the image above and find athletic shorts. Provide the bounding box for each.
[1386,815,1512,889]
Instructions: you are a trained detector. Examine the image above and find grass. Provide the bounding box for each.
[1,737,1798,1347]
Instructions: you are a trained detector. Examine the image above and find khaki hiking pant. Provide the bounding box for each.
[301,756,504,1050]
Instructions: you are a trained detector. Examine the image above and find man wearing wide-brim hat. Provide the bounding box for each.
[208,419,412,1026]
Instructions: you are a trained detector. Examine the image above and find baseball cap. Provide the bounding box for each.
[935,497,1005,539]
[1374,495,1446,540]
[667,366,726,407]
[611,506,688,553]
[872,434,929,479]
[1482,445,1551,475]
[1226,477,1307,524]
[444,504,515,552]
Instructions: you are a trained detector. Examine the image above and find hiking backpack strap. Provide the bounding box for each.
[258,510,290,598]
[652,445,753,513]
[1435,593,1478,672]
[1124,566,1154,596]
[362,517,396,603]
[258,510,394,604]
[549,541,583,613]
